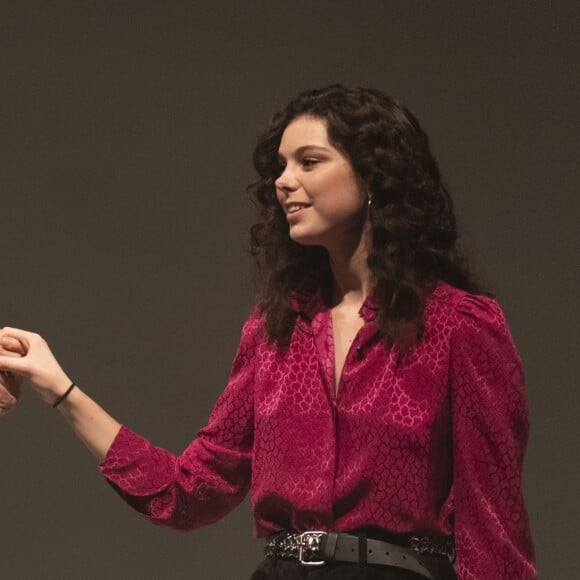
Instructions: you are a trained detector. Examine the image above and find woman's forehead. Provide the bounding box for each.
[278,116,332,155]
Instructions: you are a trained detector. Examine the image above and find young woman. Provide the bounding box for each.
[0,85,536,579]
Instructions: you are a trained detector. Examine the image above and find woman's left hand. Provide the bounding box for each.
[0,336,26,415]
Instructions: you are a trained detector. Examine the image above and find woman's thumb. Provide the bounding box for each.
[0,356,25,375]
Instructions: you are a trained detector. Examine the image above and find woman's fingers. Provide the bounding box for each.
[0,370,22,396]
[0,393,17,415]
[0,344,26,359]
[0,380,20,415]
[0,355,29,376]
[0,327,32,351]
[0,335,27,356]
[0,332,26,416]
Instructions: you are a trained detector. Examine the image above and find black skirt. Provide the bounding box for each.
[250,558,457,580]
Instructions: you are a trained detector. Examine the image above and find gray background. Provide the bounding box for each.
[1,1,578,578]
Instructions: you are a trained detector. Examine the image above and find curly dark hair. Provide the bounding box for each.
[249,84,489,349]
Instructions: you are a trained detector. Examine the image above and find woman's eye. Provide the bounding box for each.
[302,158,319,168]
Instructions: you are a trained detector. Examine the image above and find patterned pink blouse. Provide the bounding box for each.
[99,282,536,579]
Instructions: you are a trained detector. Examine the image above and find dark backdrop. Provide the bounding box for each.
[1,2,578,578]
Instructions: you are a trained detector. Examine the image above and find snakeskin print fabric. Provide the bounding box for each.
[99,282,536,579]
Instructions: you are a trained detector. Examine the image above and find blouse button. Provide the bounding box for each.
[355,346,364,360]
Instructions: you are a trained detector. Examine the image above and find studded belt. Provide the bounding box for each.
[265,531,455,579]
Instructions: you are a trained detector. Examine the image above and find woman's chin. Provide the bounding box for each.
[289,229,324,247]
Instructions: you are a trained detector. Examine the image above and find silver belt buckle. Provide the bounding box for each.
[297,531,326,567]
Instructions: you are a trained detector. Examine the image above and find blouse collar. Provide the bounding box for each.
[289,281,448,323]
[290,286,381,323]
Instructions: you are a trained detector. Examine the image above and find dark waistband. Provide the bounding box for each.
[264,530,455,579]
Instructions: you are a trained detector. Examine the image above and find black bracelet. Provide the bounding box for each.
[53,383,77,408]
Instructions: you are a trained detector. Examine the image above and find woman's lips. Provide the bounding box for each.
[286,206,310,221]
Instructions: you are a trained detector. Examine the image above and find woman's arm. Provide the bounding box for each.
[0,327,121,461]
[55,385,121,461]
[97,311,260,530]
[449,295,536,579]
[0,313,260,531]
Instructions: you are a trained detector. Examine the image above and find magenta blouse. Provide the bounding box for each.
[99,282,536,578]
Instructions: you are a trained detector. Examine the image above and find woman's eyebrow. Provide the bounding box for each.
[277,145,331,160]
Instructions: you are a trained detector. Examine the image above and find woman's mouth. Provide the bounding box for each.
[286,203,311,217]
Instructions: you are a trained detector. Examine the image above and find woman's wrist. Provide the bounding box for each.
[33,374,75,407]
[52,382,77,408]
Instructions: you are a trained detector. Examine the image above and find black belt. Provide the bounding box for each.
[265,531,454,579]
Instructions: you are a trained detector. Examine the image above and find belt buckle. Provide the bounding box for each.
[297,531,326,567]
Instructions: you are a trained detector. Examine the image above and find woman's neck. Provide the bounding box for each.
[326,229,373,307]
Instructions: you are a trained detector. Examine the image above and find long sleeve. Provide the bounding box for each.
[449,294,536,579]
[98,312,262,531]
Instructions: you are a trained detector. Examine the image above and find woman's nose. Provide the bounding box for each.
[275,166,299,194]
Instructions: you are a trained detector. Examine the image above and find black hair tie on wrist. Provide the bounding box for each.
[53,383,77,408]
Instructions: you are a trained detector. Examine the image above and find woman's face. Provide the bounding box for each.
[275,115,368,250]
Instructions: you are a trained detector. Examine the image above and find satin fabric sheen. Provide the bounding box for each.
[99,282,536,579]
